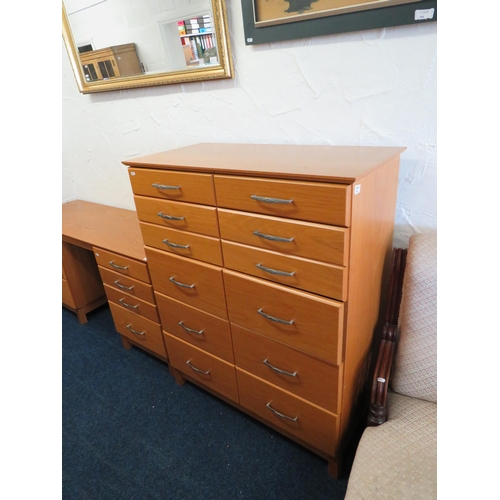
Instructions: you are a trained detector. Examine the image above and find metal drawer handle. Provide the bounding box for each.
[169,277,195,289]
[178,321,204,336]
[114,280,134,291]
[253,230,294,243]
[251,195,293,204]
[126,324,145,336]
[266,402,298,422]
[152,183,180,190]
[119,298,139,309]
[109,260,129,270]
[256,263,295,277]
[186,359,210,375]
[163,239,190,249]
[258,308,294,325]
[157,212,185,221]
[263,359,298,377]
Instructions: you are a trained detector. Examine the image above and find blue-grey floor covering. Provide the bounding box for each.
[62,306,349,499]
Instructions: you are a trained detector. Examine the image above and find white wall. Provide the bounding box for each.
[62,1,437,248]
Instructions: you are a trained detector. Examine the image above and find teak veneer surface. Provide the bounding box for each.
[62,200,146,261]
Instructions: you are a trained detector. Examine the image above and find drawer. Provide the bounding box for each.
[109,302,166,358]
[232,325,341,413]
[236,368,339,456]
[164,333,239,404]
[222,240,347,301]
[93,247,150,283]
[104,284,160,323]
[156,292,234,363]
[98,266,156,303]
[214,175,350,226]
[128,168,216,205]
[140,221,223,266]
[145,247,227,319]
[223,270,343,365]
[218,209,348,266]
[134,195,219,237]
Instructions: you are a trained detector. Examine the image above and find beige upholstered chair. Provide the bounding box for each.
[345,232,437,499]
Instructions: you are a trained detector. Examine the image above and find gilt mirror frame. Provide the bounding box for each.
[62,0,234,94]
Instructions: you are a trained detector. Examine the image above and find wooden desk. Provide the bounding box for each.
[62,200,146,323]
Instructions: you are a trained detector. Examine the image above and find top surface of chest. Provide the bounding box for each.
[122,143,406,183]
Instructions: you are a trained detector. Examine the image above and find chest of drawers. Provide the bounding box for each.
[94,247,167,361]
[123,143,405,476]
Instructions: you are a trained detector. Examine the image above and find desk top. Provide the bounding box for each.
[62,200,146,262]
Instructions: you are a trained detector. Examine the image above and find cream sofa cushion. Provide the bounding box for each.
[392,232,437,403]
[345,392,437,499]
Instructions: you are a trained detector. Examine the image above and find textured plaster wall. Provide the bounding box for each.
[62,2,437,248]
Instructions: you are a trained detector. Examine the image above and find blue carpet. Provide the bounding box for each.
[62,306,349,499]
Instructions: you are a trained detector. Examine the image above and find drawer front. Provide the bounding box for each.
[222,240,347,301]
[93,247,150,283]
[218,209,348,266]
[128,168,216,205]
[224,270,343,365]
[98,266,155,303]
[236,368,339,456]
[109,302,166,358]
[214,175,350,226]
[145,247,227,319]
[134,195,219,237]
[232,325,341,413]
[104,284,160,323]
[156,292,234,363]
[140,221,223,266]
[164,333,239,403]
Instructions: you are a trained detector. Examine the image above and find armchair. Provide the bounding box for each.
[345,232,437,499]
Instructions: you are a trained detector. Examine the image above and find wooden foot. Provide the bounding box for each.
[328,457,341,479]
[170,366,185,386]
[120,335,133,350]
[76,309,88,324]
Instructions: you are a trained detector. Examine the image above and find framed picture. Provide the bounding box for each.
[241,0,437,45]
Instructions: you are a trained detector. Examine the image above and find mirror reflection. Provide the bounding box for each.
[63,0,233,93]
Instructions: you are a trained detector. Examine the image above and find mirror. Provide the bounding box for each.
[62,0,233,94]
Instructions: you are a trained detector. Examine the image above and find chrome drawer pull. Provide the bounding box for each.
[253,230,294,243]
[186,359,210,375]
[109,260,129,270]
[256,263,295,277]
[126,324,145,336]
[114,280,134,291]
[169,277,195,289]
[152,183,180,190]
[178,321,204,336]
[258,308,294,325]
[163,239,190,249]
[157,212,185,221]
[119,298,139,309]
[251,195,293,204]
[263,359,298,377]
[266,402,298,422]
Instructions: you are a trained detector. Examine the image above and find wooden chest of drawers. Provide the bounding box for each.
[123,143,405,476]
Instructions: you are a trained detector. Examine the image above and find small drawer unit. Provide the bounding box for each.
[94,246,166,360]
[123,143,405,477]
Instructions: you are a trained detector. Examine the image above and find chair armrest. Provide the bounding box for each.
[367,247,407,426]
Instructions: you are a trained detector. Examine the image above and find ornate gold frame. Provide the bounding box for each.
[62,1,233,94]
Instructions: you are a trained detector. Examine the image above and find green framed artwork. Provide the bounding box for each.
[241,0,437,45]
